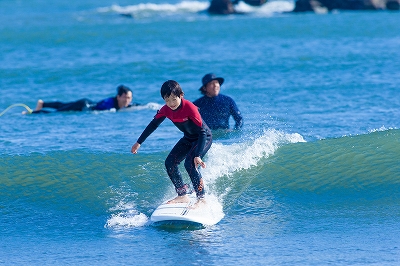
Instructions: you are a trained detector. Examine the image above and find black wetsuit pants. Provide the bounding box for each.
[165,135,212,198]
[39,98,95,112]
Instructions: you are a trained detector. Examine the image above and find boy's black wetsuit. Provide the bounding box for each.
[32,97,138,113]
[136,99,212,198]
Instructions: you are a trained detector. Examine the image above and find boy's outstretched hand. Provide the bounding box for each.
[131,142,141,154]
[194,157,206,169]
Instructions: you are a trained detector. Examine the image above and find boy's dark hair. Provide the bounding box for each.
[116,85,132,96]
[160,80,183,99]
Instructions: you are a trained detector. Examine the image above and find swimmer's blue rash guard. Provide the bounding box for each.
[193,94,243,130]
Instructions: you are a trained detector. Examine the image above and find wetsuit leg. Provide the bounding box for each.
[184,134,212,198]
[31,101,65,113]
[165,138,193,196]
[42,101,66,110]
[43,98,95,111]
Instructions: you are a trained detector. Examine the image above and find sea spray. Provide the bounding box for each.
[198,129,305,207]
[106,204,148,228]
[202,129,305,183]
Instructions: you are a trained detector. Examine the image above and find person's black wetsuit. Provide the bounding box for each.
[136,98,212,198]
[33,97,138,113]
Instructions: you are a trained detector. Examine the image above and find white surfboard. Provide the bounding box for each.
[150,193,224,226]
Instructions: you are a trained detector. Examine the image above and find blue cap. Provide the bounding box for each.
[200,73,224,91]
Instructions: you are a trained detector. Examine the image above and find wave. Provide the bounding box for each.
[261,129,400,193]
[235,0,294,14]
[105,129,304,227]
[2,129,399,228]
[97,1,295,19]
[97,1,209,18]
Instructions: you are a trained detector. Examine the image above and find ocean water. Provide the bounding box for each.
[1,0,400,265]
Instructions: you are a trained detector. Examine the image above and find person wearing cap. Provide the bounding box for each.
[193,73,243,130]
[27,85,138,114]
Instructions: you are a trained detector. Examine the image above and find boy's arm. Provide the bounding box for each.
[137,116,165,144]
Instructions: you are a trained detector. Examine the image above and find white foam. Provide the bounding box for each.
[236,0,295,14]
[105,201,148,228]
[197,129,304,208]
[202,193,225,224]
[99,1,209,17]
[106,210,148,228]
[202,129,305,183]
[369,126,395,133]
[98,1,294,17]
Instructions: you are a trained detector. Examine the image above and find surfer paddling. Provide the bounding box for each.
[131,80,212,206]
[24,85,137,114]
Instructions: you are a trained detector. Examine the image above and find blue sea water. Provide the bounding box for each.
[1,0,400,265]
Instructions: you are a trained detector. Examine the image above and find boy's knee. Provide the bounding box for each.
[165,156,174,168]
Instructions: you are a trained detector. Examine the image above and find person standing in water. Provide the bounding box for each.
[131,80,212,205]
[193,73,243,130]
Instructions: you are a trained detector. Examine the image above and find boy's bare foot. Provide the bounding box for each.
[189,198,206,209]
[167,195,190,204]
[34,99,44,111]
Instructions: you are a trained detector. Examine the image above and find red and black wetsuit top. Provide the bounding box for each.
[137,99,212,157]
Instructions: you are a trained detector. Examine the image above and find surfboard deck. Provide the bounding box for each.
[150,193,223,226]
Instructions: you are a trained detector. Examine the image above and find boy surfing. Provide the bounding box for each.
[131,80,212,206]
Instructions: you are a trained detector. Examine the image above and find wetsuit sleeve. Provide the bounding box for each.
[230,98,243,129]
[137,116,166,144]
[194,124,207,157]
[187,102,207,157]
[94,97,117,111]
